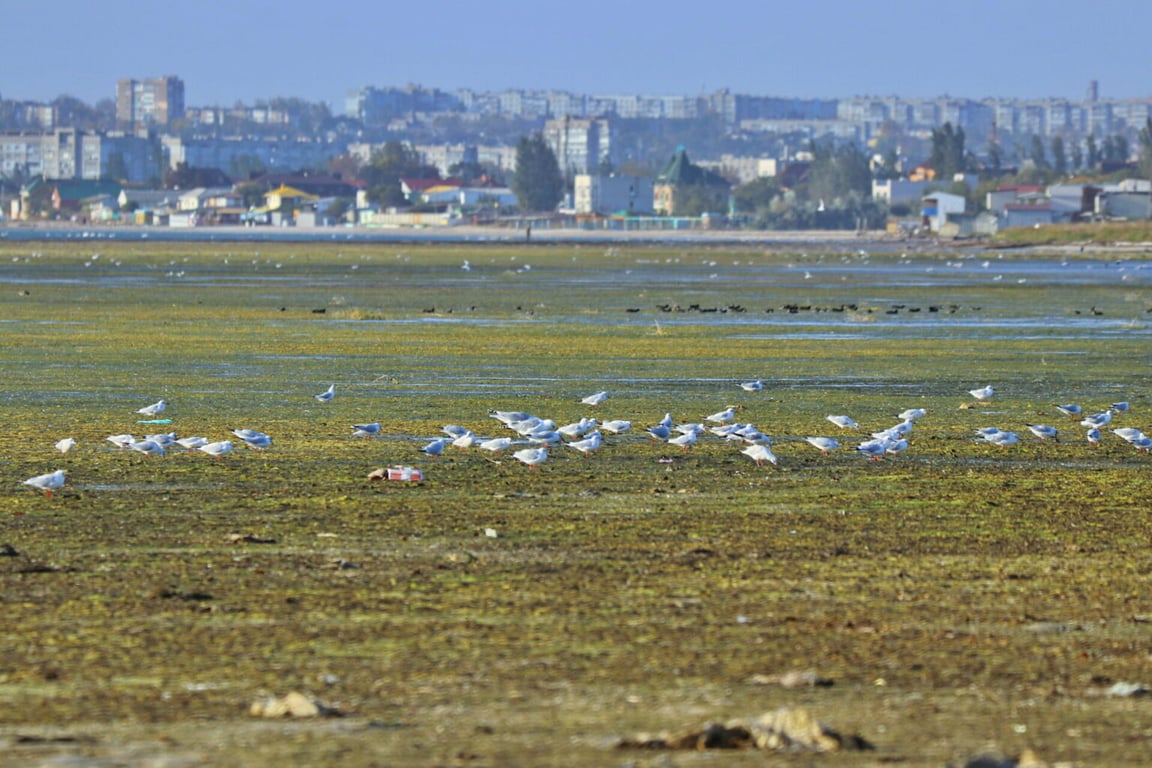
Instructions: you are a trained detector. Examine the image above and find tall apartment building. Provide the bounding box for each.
[544,117,612,178]
[116,76,185,130]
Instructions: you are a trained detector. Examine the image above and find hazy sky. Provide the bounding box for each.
[5,1,1149,110]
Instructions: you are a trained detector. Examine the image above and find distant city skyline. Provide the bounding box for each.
[6,1,1151,109]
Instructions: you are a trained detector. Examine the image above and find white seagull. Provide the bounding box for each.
[601,420,632,435]
[1026,424,1060,441]
[804,436,841,455]
[566,431,603,457]
[314,384,336,402]
[451,430,478,449]
[137,399,167,416]
[107,434,136,449]
[741,442,778,467]
[23,469,68,498]
[826,415,859,430]
[1080,410,1113,429]
[668,431,697,451]
[898,408,928,421]
[969,385,995,401]
[580,391,609,406]
[176,436,209,451]
[740,380,764,392]
[706,406,738,424]
[1086,427,1101,446]
[352,422,381,439]
[130,439,166,458]
[646,424,672,441]
[1055,403,1083,419]
[478,437,513,455]
[983,430,1020,449]
[199,440,234,460]
[55,437,77,454]
[856,438,891,460]
[420,438,448,459]
[512,445,548,469]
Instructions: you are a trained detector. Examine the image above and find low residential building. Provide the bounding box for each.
[920,192,965,232]
[1001,204,1057,229]
[872,178,928,206]
[573,174,654,215]
[653,148,730,216]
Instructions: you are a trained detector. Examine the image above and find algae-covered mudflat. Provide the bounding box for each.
[2,238,1151,766]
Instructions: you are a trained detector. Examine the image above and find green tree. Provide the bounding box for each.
[1070,141,1083,171]
[929,122,965,178]
[360,141,438,208]
[1029,134,1048,169]
[1139,118,1152,179]
[1086,134,1099,168]
[1051,136,1067,175]
[511,133,564,212]
[105,151,128,183]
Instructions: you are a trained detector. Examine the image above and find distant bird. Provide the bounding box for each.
[512,445,548,469]
[478,437,513,455]
[130,439,166,458]
[668,431,697,451]
[969,385,995,401]
[741,442,778,467]
[175,436,208,451]
[885,438,910,457]
[198,440,234,460]
[1112,427,1145,442]
[442,424,470,438]
[706,406,738,424]
[856,438,891,460]
[232,428,269,443]
[558,418,598,439]
[146,432,177,447]
[646,424,672,441]
[1055,403,1083,419]
[565,431,603,458]
[1026,424,1060,441]
[489,409,533,425]
[804,436,841,455]
[137,399,167,416]
[420,438,448,459]
[983,430,1019,449]
[601,420,632,435]
[740,380,764,392]
[580,391,609,406]
[55,437,76,454]
[657,413,674,429]
[352,422,381,439]
[23,469,67,498]
[898,408,928,421]
[239,433,272,450]
[107,434,136,449]
[1086,427,1101,446]
[1130,436,1152,453]
[314,384,336,402]
[826,415,859,430]
[1080,410,1113,429]
[1112,401,1131,413]
[451,430,478,449]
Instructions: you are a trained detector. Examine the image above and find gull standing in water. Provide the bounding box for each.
[315,384,336,402]
[23,469,67,498]
[740,380,764,392]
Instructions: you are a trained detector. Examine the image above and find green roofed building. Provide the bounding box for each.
[653,147,730,216]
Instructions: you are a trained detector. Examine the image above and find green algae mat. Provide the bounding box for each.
[2,239,1151,766]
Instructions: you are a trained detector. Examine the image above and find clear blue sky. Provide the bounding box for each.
[5,0,1149,110]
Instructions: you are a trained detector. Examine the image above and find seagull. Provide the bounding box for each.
[1130,436,1152,453]
[314,384,336,402]
[442,424,470,438]
[646,424,672,441]
[983,430,1019,449]
[885,438,910,456]
[601,420,632,435]
[969,385,995,401]
[566,431,603,457]
[1080,410,1113,429]
[146,432,177,447]
[804,436,841,455]
[451,430,478,449]
[478,437,513,455]
[1026,424,1060,441]
[198,440,234,460]
[420,438,448,459]
[239,433,272,450]
[137,399,167,416]
[55,437,77,454]
[741,442,778,467]
[1055,404,1083,419]
[352,422,381,439]
[176,436,209,451]
[512,445,548,469]
[706,406,738,424]
[1111,427,1146,443]
[1086,427,1101,446]
[826,415,859,430]
[107,434,136,449]
[657,413,674,429]
[489,409,533,425]
[130,439,166,458]
[740,379,764,392]
[856,438,891,460]
[558,418,598,439]
[1112,401,1131,412]
[23,469,67,498]
[668,431,697,451]
[232,428,267,442]
[898,408,927,421]
[580,391,609,406]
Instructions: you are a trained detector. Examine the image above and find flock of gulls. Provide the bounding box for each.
[20,381,1146,499]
